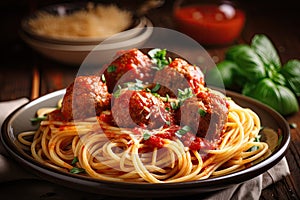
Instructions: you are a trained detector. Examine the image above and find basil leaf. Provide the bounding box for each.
[242,78,299,115]
[206,60,242,90]
[280,59,300,97]
[225,45,266,81]
[251,34,281,70]
[267,70,286,86]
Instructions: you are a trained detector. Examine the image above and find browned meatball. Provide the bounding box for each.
[177,91,229,141]
[153,58,205,97]
[111,90,173,129]
[102,48,153,93]
[61,75,111,120]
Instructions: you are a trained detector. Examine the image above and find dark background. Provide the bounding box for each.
[1,0,300,66]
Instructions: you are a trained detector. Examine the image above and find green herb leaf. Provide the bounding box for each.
[248,135,261,152]
[30,116,47,123]
[206,60,241,89]
[70,167,85,174]
[165,94,169,102]
[267,71,286,85]
[175,125,191,138]
[148,48,171,70]
[113,85,122,98]
[251,34,281,70]
[151,83,161,93]
[71,157,79,165]
[242,78,299,115]
[143,131,152,140]
[178,88,194,102]
[107,65,117,73]
[198,108,207,117]
[165,121,171,126]
[280,59,300,97]
[225,44,266,82]
[170,101,179,110]
[125,79,144,91]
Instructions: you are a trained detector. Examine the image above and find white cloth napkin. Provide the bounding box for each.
[0,98,29,154]
[0,98,39,182]
[0,98,290,199]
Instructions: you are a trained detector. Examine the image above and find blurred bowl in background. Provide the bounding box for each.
[20,2,153,65]
[20,18,153,66]
[173,0,245,46]
[21,2,143,44]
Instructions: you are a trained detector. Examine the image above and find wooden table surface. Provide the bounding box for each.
[0,0,299,199]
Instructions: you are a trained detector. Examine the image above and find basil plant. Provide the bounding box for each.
[206,34,299,115]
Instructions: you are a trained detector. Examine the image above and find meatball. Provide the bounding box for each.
[177,91,229,141]
[61,75,111,120]
[153,58,205,97]
[102,48,153,93]
[111,90,173,129]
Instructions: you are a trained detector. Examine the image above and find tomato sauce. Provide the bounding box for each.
[174,4,245,45]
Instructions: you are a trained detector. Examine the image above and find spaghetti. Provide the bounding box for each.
[17,48,269,183]
[18,94,269,183]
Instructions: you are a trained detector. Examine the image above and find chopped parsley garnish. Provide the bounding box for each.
[170,88,194,110]
[124,79,144,91]
[152,93,161,98]
[178,88,194,102]
[70,157,85,174]
[70,167,85,174]
[143,130,152,140]
[30,116,47,123]
[107,65,117,73]
[175,125,191,138]
[113,85,122,98]
[248,135,261,152]
[170,101,179,110]
[165,94,169,102]
[150,83,161,93]
[148,48,171,70]
[198,108,207,117]
[71,157,79,165]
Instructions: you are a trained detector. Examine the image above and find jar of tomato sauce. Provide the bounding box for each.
[173,0,245,46]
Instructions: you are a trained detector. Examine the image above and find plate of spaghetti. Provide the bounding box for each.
[1,48,290,197]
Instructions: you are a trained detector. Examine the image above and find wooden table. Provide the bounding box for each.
[0,0,299,199]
